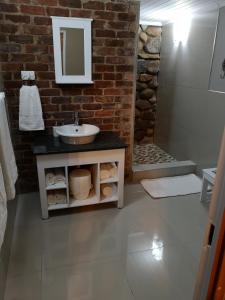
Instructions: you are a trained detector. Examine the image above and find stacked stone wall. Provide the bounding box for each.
[135,25,161,144]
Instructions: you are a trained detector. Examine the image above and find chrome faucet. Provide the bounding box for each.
[74,111,79,126]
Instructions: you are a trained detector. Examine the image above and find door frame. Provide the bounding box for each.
[208,209,225,299]
[194,128,225,299]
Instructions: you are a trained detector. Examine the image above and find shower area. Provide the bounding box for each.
[133,24,176,166]
[133,4,225,176]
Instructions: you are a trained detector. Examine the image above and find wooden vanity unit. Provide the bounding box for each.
[33,132,126,219]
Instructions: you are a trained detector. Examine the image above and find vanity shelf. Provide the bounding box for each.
[45,167,67,190]
[100,162,118,184]
[100,177,119,184]
[46,182,67,191]
[69,193,99,208]
[100,183,118,203]
[33,132,126,219]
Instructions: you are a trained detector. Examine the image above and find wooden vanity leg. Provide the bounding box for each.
[37,156,49,219]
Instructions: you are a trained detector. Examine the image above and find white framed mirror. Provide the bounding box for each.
[51,16,93,84]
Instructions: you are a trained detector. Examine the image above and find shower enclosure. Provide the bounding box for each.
[133,24,176,166]
[133,7,225,174]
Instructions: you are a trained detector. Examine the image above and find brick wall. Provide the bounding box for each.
[0,0,139,193]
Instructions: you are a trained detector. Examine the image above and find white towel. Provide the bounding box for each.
[45,169,66,187]
[0,164,7,250]
[19,85,45,131]
[0,92,18,250]
[0,93,18,201]
[46,171,55,186]
[54,169,66,183]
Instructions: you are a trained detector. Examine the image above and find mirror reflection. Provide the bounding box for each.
[60,27,85,76]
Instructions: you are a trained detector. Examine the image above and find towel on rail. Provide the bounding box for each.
[19,85,45,131]
[0,92,18,200]
[0,164,7,250]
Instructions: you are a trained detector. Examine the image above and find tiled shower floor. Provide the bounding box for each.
[133,143,176,165]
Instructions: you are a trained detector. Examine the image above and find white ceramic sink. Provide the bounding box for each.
[56,124,100,145]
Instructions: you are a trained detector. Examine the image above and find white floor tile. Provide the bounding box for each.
[126,243,197,300]
[4,272,42,300]
[7,224,42,277]
[4,184,208,300]
[15,193,42,227]
[127,248,180,300]
[42,259,134,300]
[42,199,180,269]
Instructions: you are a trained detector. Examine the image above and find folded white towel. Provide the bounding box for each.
[19,85,45,131]
[47,190,66,205]
[0,93,18,201]
[45,171,55,186]
[100,163,117,180]
[45,169,66,187]
[54,191,66,203]
[54,169,66,183]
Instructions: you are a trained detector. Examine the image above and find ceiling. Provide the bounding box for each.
[139,0,225,25]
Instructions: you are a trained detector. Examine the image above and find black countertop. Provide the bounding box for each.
[32,131,127,155]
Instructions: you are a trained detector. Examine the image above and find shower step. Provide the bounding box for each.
[132,160,196,182]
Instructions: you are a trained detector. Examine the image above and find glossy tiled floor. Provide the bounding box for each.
[4,184,209,300]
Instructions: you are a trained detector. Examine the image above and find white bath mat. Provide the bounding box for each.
[141,174,202,199]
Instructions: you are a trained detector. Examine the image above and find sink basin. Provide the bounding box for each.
[56,124,100,145]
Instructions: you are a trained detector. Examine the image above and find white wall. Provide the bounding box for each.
[156,8,225,172]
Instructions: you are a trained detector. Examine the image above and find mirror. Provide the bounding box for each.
[52,17,93,84]
[60,28,85,76]
[209,6,225,93]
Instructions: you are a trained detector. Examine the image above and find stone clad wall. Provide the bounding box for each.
[0,0,139,192]
[134,25,161,144]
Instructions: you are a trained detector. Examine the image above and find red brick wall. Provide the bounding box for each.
[0,0,139,193]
